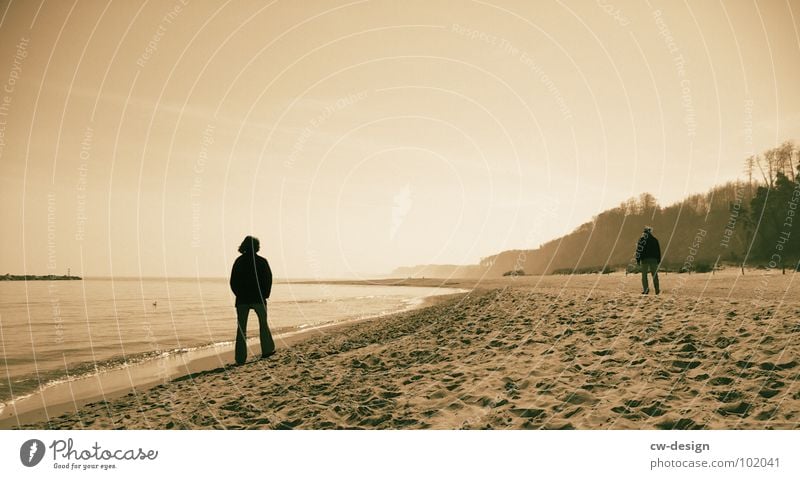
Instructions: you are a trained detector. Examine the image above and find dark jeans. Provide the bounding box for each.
[641,258,660,293]
[235,303,275,364]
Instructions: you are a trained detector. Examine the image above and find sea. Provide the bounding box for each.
[0,278,455,405]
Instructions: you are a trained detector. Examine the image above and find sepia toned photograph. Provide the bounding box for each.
[0,2,798,465]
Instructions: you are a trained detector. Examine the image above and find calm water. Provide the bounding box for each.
[0,278,454,403]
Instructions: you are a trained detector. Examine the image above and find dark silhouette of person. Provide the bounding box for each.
[230,236,275,365]
[635,226,661,295]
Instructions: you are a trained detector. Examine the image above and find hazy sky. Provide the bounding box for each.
[1,0,799,278]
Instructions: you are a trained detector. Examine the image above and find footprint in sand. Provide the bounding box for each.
[359,414,392,427]
[654,370,671,380]
[248,417,272,426]
[380,390,403,399]
[561,390,598,406]
[736,328,752,338]
[611,405,631,414]
[715,337,736,348]
[275,418,303,429]
[535,381,555,394]
[562,407,583,419]
[708,376,734,386]
[776,360,798,371]
[392,417,420,427]
[640,402,667,417]
[671,360,702,372]
[427,389,448,399]
[402,374,424,385]
[611,399,643,415]
[759,389,781,399]
[755,408,780,421]
[510,408,545,419]
[712,390,743,403]
[655,417,703,430]
[421,409,440,418]
[716,402,752,418]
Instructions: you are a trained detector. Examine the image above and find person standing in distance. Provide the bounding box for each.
[230,236,275,364]
[635,226,661,295]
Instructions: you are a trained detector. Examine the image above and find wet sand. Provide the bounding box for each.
[10,270,800,429]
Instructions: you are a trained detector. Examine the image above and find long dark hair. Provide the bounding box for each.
[238,236,260,255]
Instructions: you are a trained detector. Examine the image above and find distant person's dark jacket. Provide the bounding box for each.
[230,254,272,305]
[635,234,661,263]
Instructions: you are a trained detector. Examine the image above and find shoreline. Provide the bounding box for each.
[0,274,82,281]
[7,272,800,430]
[0,289,466,429]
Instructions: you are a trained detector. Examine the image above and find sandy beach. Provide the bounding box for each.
[9,270,800,430]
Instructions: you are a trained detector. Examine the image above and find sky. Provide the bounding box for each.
[0,0,799,278]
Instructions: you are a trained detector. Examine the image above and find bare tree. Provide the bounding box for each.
[753,153,770,187]
[744,155,756,195]
[638,192,658,216]
[777,140,795,179]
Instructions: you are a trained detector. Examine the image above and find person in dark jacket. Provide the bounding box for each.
[230,236,275,364]
[635,226,661,294]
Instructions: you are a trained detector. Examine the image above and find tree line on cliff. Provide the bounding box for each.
[393,141,799,277]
